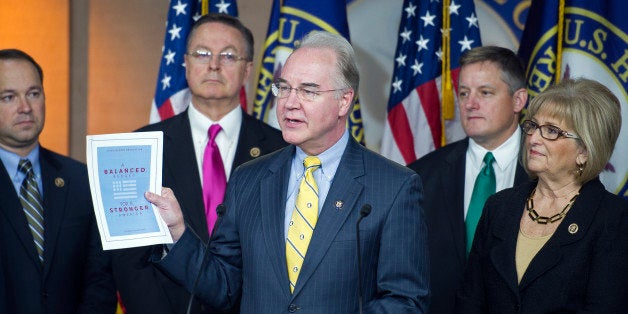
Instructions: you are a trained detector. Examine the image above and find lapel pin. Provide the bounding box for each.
[335,200,344,210]
[249,147,261,158]
[54,177,65,188]
[568,223,578,234]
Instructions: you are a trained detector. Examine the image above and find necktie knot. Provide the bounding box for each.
[303,156,321,172]
[483,152,495,165]
[482,152,495,174]
[209,124,222,142]
[18,159,34,176]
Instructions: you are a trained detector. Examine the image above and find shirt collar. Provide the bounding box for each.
[0,145,41,177]
[188,103,241,142]
[468,127,521,171]
[293,130,349,181]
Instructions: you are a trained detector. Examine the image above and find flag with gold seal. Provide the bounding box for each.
[518,0,628,199]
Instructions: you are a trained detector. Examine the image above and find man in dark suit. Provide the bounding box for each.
[407,46,529,313]
[0,49,117,313]
[146,31,429,313]
[110,14,286,314]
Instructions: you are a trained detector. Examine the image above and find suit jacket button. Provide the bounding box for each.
[288,304,299,312]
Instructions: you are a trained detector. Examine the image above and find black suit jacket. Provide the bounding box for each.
[408,137,527,314]
[0,147,117,314]
[111,109,287,314]
[456,179,628,313]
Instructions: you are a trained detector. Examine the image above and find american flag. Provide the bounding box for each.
[149,0,240,123]
[380,0,481,165]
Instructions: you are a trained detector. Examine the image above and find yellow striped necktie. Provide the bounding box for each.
[286,156,321,293]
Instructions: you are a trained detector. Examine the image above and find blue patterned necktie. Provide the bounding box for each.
[286,156,321,293]
[18,159,45,264]
[465,152,496,255]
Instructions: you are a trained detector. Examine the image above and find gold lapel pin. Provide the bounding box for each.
[568,223,578,234]
[335,200,344,210]
[250,147,261,158]
[55,177,65,188]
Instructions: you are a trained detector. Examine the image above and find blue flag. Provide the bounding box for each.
[518,0,628,199]
[252,0,365,144]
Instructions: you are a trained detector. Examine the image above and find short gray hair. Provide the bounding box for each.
[296,31,359,102]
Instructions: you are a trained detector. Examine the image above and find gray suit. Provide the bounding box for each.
[157,138,430,313]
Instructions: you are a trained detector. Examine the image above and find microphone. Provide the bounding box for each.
[356,204,372,314]
[186,204,227,314]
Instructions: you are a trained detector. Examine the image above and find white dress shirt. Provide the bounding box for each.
[188,103,242,182]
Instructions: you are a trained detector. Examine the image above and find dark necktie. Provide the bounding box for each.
[18,159,45,264]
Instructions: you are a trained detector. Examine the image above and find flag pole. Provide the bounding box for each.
[554,0,565,83]
[441,0,453,147]
[202,0,209,15]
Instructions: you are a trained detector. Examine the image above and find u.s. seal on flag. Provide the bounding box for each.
[525,6,628,198]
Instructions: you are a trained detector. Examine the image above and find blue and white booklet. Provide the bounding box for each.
[86,131,172,250]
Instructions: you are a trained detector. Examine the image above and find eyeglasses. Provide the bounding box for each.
[271,83,345,102]
[521,120,580,140]
[187,50,248,66]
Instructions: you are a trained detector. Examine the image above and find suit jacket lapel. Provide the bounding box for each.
[232,109,265,172]
[0,159,43,269]
[161,112,208,241]
[291,139,365,297]
[39,149,68,277]
[260,146,294,298]
[445,139,468,264]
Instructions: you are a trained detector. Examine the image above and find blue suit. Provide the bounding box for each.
[157,138,429,313]
[0,147,117,314]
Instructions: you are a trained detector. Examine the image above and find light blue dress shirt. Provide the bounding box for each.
[0,145,43,198]
[283,131,349,238]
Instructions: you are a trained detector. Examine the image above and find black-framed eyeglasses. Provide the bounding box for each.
[271,83,346,102]
[186,50,248,66]
[521,120,580,140]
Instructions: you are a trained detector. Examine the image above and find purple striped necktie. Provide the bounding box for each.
[202,124,226,235]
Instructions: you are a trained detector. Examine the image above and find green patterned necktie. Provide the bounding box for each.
[465,152,495,255]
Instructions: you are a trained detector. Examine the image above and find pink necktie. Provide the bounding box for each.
[202,124,227,235]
